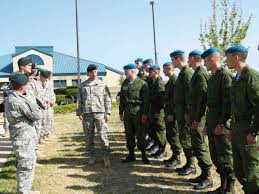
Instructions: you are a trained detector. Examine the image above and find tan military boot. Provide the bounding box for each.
[88,156,96,165]
[103,155,111,168]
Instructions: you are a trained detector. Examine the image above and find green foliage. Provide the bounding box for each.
[56,95,67,105]
[54,87,79,104]
[54,103,77,114]
[199,0,252,63]
[118,75,125,86]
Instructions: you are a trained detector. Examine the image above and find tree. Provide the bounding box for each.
[199,0,252,62]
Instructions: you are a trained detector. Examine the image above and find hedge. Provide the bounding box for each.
[54,103,76,114]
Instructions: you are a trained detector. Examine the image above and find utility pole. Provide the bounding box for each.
[75,0,81,88]
[150,1,158,64]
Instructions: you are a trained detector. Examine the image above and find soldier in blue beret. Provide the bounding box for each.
[148,64,167,159]
[226,44,259,194]
[134,58,143,78]
[203,47,236,193]
[143,59,153,72]
[170,50,196,175]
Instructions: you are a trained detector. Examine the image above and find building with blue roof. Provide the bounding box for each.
[0,46,123,88]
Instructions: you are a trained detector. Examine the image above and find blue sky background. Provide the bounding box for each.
[0,0,258,71]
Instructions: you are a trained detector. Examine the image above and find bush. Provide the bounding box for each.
[56,95,67,105]
[54,103,76,114]
[54,87,78,102]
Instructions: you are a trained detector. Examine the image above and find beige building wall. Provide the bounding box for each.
[12,49,53,72]
[103,69,122,88]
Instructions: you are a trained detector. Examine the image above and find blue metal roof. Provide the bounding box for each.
[13,46,53,57]
[0,54,13,77]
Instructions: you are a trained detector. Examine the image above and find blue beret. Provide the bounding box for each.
[149,64,160,71]
[123,63,136,70]
[17,57,32,66]
[189,50,202,56]
[40,69,51,77]
[226,44,248,54]
[143,59,153,65]
[163,62,172,67]
[201,47,220,59]
[134,58,143,63]
[87,64,97,72]
[10,72,29,85]
[170,50,185,57]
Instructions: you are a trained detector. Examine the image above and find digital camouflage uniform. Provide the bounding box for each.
[230,66,259,194]
[45,80,56,135]
[5,91,41,194]
[76,78,112,156]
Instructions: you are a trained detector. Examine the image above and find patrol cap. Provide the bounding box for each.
[143,58,153,65]
[134,58,143,63]
[17,57,32,66]
[189,50,202,56]
[201,47,220,59]
[31,62,37,69]
[40,69,51,77]
[10,72,29,85]
[163,62,172,67]
[123,63,136,70]
[225,44,248,54]
[170,50,185,57]
[149,64,160,71]
[87,64,98,72]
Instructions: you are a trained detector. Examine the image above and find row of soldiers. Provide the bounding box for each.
[119,45,259,194]
[3,57,56,194]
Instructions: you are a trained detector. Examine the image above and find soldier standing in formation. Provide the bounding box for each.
[134,58,143,78]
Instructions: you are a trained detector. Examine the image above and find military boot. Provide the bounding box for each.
[88,155,96,165]
[189,170,205,185]
[225,178,235,194]
[195,168,213,190]
[207,175,227,194]
[165,154,181,168]
[154,146,166,159]
[122,148,136,163]
[103,155,111,168]
[178,158,196,176]
[141,151,150,164]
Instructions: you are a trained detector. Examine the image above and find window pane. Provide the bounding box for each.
[54,80,67,88]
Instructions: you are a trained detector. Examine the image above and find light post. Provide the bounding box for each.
[75,0,81,88]
[150,1,158,64]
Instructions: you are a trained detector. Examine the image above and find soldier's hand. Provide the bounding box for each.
[167,115,174,122]
[79,114,83,120]
[203,126,208,135]
[191,120,199,129]
[214,124,224,135]
[227,131,232,142]
[104,114,110,122]
[142,115,148,123]
[119,114,124,121]
[246,133,257,145]
[154,113,160,119]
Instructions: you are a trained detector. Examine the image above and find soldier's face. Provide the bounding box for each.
[204,57,212,71]
[149,70,156,78]
[124,69,134,79]
[226,53,236,69]
[144,64,151,71]
[88,70,98,80]
[171,57,179,68]
[163,66,171,76]
[24,63,32,74]
[135,62,142,69]
[40,76,49,84]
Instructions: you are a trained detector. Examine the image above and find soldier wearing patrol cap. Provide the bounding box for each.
[119,63,150,164]
[170,50,195,176]
[188,50,213,190]
[5,73,41,194]
[226,45,259,194]
[77,64,112,168]
[202,48,235,194]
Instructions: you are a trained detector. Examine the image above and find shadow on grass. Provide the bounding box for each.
[37,131,208,194]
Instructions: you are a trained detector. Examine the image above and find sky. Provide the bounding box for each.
[0,0,258,71]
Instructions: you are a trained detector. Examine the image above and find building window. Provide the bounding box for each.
[26,54,44,65]
[98,76,103,81]
[54,80,67,88]
[72,79,78,86]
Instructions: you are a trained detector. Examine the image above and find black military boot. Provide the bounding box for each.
[122,148,136,163]
[195,168,213,190]
[189,170,205,185]
[141,151,150,164]
[225,178,235,194]
[154,146,166,159]
[178,158,196,176]
[165,154,181,168]
[207,175,227,194]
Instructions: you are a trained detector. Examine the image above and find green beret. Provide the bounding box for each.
[149,64,160,71]
[189,50,202,56]
[170,50,185,57]
[17,57,32,66]
[87,64,97,72]
[201,47,220,59]
[134,58,143,63]
[226,44,248,54]
[10,72,29,85]
[143,59,153,65]
[31,62,37,69]
[40,69,51,77]
[123,63,136,70]
[163,62,172,67]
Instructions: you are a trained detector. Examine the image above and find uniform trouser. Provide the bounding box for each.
[12,137,36,194]
[189,115,212,171]
[207,127,234,179]
[82,113,110,156]
[231,120,259,193]
[40,108,49,137]
[175,105,194,165]
[46,107,54,135]
[164,112,181,155]
[124,111,146,151]
[149,109,167,147]
[3,112,9,133]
